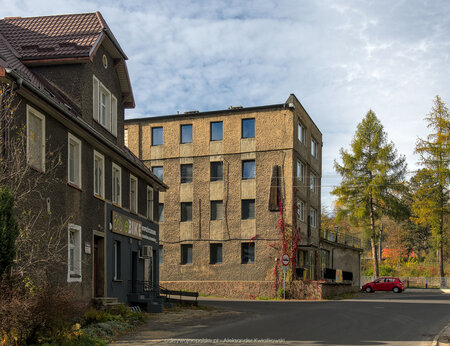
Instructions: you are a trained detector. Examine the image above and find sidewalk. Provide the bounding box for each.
[432,323,450,346]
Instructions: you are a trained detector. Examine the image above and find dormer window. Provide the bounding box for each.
[93,75,117,136]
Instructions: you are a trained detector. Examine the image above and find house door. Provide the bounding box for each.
[93,236,104,297]
[94,244,98,296]
[131,251,138,292]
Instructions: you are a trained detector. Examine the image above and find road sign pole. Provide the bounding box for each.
[283,270,286,300]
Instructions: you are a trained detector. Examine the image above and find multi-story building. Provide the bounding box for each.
[125,95,325,291]
[0,13,166,309]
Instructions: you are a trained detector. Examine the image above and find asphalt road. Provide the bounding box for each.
[175,292,450,345]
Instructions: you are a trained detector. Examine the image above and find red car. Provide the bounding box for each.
[362,277,404,293]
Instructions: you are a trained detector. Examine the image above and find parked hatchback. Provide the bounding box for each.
[362,277,404,293]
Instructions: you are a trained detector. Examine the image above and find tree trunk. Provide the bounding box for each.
[369,198,379,278]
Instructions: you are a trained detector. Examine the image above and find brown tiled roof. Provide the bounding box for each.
[0,13,105,60]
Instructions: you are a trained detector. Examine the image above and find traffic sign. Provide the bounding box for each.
[281,253,290,266]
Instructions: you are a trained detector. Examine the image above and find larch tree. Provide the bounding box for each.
[412,95,449,279]
[332,110,407,277]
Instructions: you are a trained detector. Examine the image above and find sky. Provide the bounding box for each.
[2,0,450,209]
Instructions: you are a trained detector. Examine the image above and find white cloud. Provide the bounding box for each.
[2,0,450,209]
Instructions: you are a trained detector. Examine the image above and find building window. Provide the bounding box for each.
[210,121,223,141]
[113,240,121,280]
[147,186,154,220]
[152,127,163,146]
[297,200,305,222]
[93,75,117,136]
[297,161,305,183]
[298,122,306,144]
[93,151,105,198]
[210,200,223,220]
[181,202,192,222]
[310,207,318,228]
[152,166,163,181]
[181,164,193,183]
[124,128,129,147]
[210,243,222,264]
[241,199,255,220]
[181,244,193,264]
[159,245,164,265]
[242,160,255,179]
[241,243,255,264]
[68,133,82,188]
[310,172,317,193]
[242,118,255,138]
[130,175,138,213]
[158,203,164,222]
[210,161,223,182]
[311,139,318,158]
[181,124,192,144]
[67,224,81,282]
[26,105,46,172]
[112,163,122,206]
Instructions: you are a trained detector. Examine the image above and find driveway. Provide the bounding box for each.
[112,291,450,345]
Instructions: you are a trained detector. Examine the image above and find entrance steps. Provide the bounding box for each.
[92,297,123,312]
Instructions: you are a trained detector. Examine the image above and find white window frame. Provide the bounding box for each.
[112,163,122,206]
[297,200,305,222]
[92,75,118,137]
[297,161,305,183]
[310,208,317,228]
[68,133,82,188]
[147,186,154,220]
[26,105,46,172]
[93,150,105,198]
[67,223,82,282]
[298,121,306,144]
[310,172,317,193]
[130,174,138,214]
[311,138,318,158]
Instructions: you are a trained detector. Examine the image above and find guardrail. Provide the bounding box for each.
[361,276,449,288]
[159,286,199,305]
[321,229,361,249]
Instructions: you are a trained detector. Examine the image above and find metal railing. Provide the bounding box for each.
[320,229,361,249]
[127,280,159,297]
[361,276,449,289]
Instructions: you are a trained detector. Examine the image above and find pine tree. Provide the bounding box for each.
[412,95,449,278]
[0,186,18,277]
[332,110,407,277]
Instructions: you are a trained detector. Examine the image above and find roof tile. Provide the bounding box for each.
[0,13,104,60]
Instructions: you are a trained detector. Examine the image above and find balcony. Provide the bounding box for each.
[320,229,361,249]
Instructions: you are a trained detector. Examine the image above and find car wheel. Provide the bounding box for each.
[365,287,373,293]
[393,287,401,293]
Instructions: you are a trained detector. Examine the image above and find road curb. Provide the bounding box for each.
[431,322,450,346]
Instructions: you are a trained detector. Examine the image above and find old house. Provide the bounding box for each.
[125,95,362,297]
[0,13,166,310]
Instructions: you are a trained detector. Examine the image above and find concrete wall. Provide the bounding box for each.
[321,241,361,287]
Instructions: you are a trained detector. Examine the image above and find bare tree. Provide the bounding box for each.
[0,81,69,283]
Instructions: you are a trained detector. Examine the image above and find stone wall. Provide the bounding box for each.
[161,280,359,300]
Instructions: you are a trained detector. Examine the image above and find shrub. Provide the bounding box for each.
[0,276,87,345]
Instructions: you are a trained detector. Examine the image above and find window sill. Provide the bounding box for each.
[112,203,122,208]
[67,182,82,191]
[180,263,193,265]
[94,119,117,138]
[241,262,255,265]
[210,263,222,265]
[94,194,105,202]
[70,273,81,278]
[112,279,123,283]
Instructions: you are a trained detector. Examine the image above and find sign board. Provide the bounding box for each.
[84,241,91,254]
[281,253,290,266]
[336,269,343,283]
[112,211,142,239]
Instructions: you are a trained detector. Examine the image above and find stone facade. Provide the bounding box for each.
[125,94,323,286]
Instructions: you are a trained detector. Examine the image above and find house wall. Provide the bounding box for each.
[126,101,324,284]
[321,241,361,287]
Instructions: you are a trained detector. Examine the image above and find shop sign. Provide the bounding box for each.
[112,211,142,239]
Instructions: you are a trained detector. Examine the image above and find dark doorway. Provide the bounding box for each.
[93,236,105,297]
[131,251,138,292]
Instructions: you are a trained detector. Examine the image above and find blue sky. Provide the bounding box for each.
[2,0,450,209]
